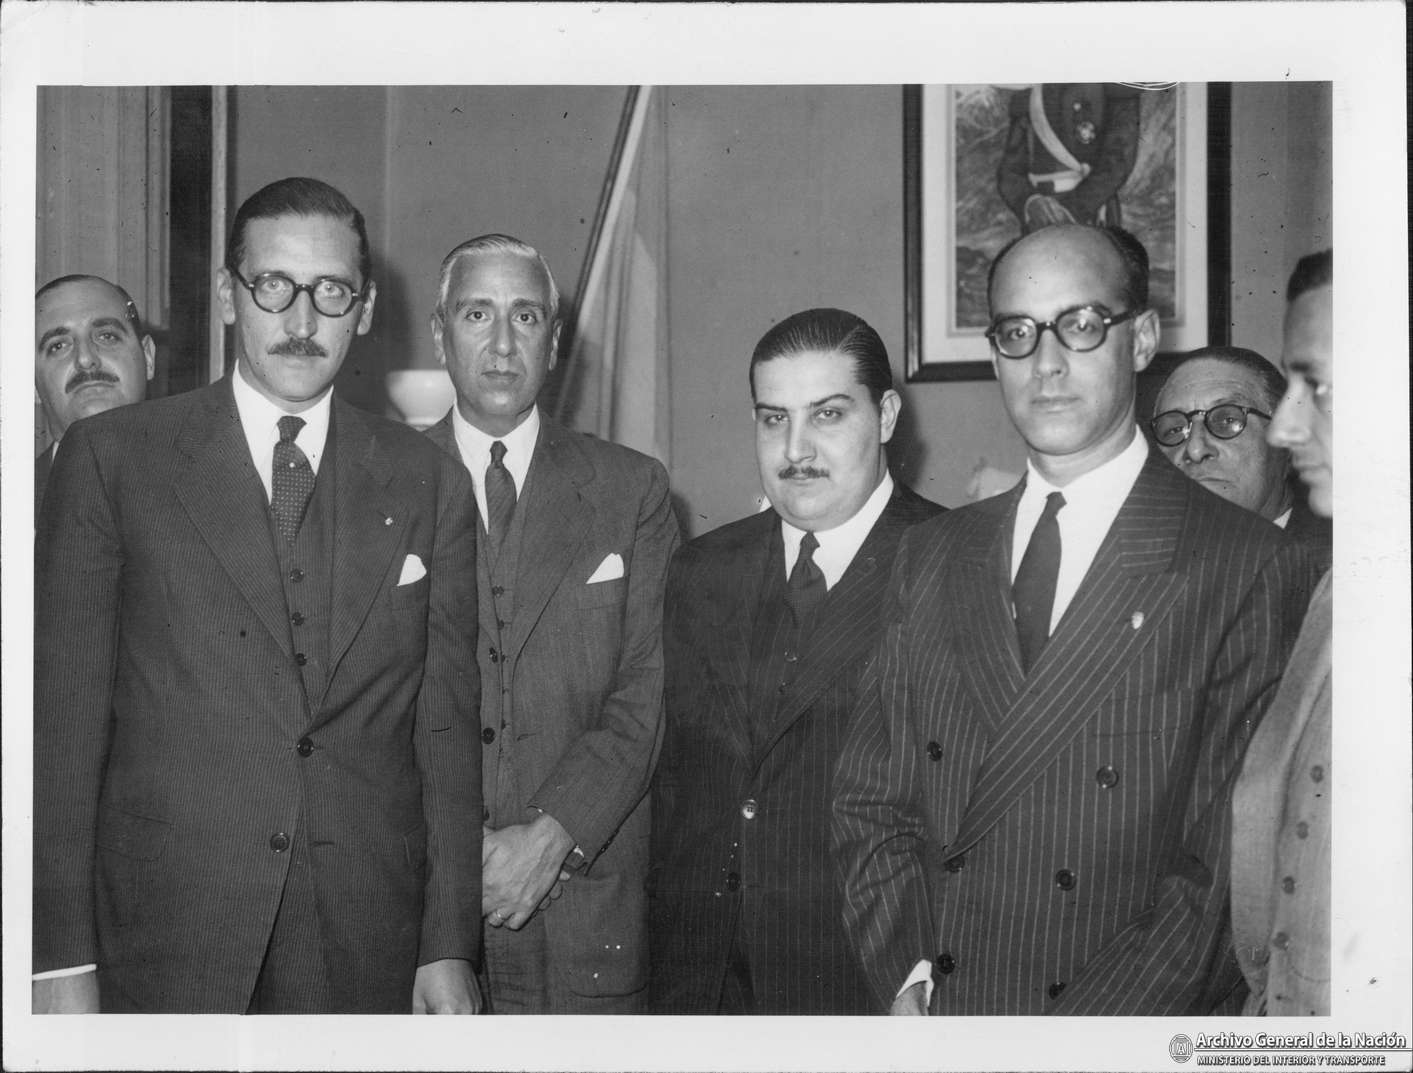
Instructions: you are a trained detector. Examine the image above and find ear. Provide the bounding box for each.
[431,313,448,366]
[878,388,902,444]
[355,281,377,336]
[215,267,237,327]
[548,318,562,371]
[1130,308,1160,374]
[141,335,156,380]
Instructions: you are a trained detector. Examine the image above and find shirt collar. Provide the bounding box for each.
[1020,424,1147,516]
[780,472,895,590]
[450,403,540,495]
[230,362,333,483]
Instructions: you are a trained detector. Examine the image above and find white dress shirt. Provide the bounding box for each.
[898,428,1148,1005]
[450,404,540,529]
[230,363,333,501]
[779,473,894,589]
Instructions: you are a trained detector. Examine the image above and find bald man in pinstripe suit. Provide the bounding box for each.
[834,225,1311,1015]
[650,310,942,1014]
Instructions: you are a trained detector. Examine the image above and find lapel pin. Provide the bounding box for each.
[384,516,394,527]
[1130,611,1145,630]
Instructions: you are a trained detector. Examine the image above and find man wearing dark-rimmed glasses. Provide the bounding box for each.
[1151,346,1330,574]
[835,223,1310,1016]
[33,177,483,1014]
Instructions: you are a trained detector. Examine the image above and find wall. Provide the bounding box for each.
[228,83,1329,537]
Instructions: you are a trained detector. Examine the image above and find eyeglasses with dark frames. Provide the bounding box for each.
[230,269,367,318]
[1150,403,1273,447]
[986,304,1138,360]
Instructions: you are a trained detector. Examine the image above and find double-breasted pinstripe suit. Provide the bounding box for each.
[833,445,1311,1015]
[649,484,943,1014]
[33,378,482,1012]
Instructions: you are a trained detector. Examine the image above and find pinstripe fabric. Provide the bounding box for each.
[833,447,1311,1015]
[650,486,943,1014]
[33,378,483,1013]
[427,414,680,1010]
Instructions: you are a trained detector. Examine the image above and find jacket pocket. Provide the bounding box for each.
[95,808,172,927]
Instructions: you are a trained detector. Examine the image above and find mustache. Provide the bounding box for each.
[270,338,328,358]
[778,465,828,480]
[66,368,119,392]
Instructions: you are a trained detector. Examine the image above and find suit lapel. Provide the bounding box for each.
[712,514,776,760]
[504,421,592,662]
[756,492,916,757]
[325,400,407,685]
[173,380,293,659]
[948,452,1192,856]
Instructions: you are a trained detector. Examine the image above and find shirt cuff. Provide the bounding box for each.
[33,964,96,980]
[899,959,934,1008]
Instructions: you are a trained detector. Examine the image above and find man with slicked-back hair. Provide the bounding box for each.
[649,308,942,1013]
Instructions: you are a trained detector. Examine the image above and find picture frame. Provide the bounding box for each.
[904,83,1231,382]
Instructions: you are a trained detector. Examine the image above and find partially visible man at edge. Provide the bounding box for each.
[649,308,943,1014]
[33,177,482,1014]
[1151,345,1331,575]
[1228,249,1334,1015]
[34,274,155,515]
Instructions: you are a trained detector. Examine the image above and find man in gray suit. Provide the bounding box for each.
[834,223,1310,1015]
[426,233,679,1012]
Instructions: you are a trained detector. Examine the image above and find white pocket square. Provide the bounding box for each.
[398,554,427,585]
[586,553,624,584]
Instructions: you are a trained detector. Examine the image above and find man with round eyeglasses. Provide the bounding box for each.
[835,223,1311,1016]
[33,177,483,1014]
[1151,346,1330,574]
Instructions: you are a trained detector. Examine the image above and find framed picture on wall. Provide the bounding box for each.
[904,82,1231,382]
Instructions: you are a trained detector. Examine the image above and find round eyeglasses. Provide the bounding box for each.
[986,305,1138,360]
[1150,403,1272,447]
[230,270,367,317]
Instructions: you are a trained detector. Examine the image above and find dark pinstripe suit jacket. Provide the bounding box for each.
[427,413,680,1001]
[649,484,943,1014]
[33,378,482,1012]
[833,445,1310,1015]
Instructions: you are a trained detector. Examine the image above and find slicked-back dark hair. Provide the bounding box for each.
[749,307,893,405]
[36,274,145,334]
[1286,248,1332,302]
[1158,345,1288,413]
[225,177,372,286]
[986,223,1151,313]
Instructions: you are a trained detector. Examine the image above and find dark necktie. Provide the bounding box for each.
[271,415,316,544]
[1012,491,1066,672]
[785,531,827,631]
[484,440,516,558]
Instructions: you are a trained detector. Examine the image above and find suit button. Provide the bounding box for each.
[741,799,758,820]
[1048,981,1066,999]
[1281,875,1296,894]
[1295,821,1310,839]
[1271,931,1290,951]
[784,650,798,663]
[491,585,505,597]
[481,727,496,745]
[1055,869,1076,890]
[269,833,290,853]
[935,952,956,975]
[294,653,307,666]
[1310,765,1324,782]
[489,646,500,664]
[945,854,965,873]
[725,872,741,892]
[927,741,943,761]
[296,737,313,757]
[1095,765,1119,788]
[288,569,304,583]
[290,611,305,626]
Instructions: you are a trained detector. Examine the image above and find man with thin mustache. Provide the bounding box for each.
[33,275,155,514]
[33,177,482,1014]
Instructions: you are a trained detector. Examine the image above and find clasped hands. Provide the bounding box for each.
[482,812,576,930]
